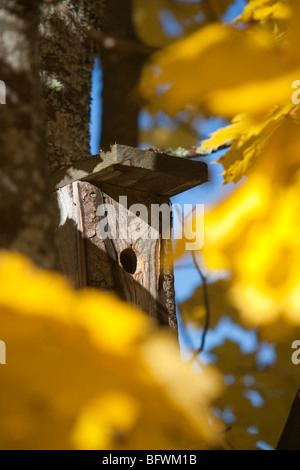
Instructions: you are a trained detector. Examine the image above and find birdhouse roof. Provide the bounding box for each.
[52,144,208,197]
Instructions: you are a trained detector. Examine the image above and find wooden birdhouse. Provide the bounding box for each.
[52,145,208,330]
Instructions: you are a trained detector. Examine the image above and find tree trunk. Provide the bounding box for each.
[0,1,106,269]
[0,0,55,269]
[100,0,150,149]
[39,0,106,170]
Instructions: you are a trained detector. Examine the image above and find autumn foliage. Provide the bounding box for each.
[0,253,223,449]
[1,0,300,450]
[138,0,300,449]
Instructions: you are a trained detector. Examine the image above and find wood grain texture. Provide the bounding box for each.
[52,144,208,196]
[56,180,177,329]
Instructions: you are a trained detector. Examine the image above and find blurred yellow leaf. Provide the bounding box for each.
[210,327,300,449]
[132,0,176,48]
[179,280,240,329]
[71,392,140,450]
[140,123,197,150]
[132,0,204,48]
[223,427,260,450]
[141,1,300,118]
[194,119,300,326]
[205,0,236,17]
[0,252,223,450]
[237,0,292,23]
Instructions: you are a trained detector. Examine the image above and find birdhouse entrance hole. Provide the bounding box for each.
[120,247,137,275]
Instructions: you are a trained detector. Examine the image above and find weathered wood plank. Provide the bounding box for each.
[56,180,177,328]
[51,144,208,197]
[55,183,86,289]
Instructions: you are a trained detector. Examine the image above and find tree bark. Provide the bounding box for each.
[0,1,106,269]
[39,0,106,171]
[100,0,150,149]
[0,0,56,269]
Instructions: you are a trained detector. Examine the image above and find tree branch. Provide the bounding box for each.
[55,2,158,56]
[189,251,210,362]
[163,142,231,159]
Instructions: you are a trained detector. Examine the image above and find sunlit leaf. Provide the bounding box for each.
[141,1,300,118]
[237,0,292,23]
[201,104,294,184]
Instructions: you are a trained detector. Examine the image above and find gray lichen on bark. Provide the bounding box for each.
[0,0,106,269]
[39,0,106,170]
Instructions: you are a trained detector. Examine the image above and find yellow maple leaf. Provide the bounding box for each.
[201,104,294,184]
[197,119,300,326]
